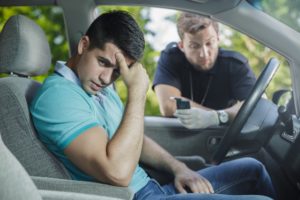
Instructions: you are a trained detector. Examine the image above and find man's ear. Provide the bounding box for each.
[78,36,90,55]
[177,41,185,53]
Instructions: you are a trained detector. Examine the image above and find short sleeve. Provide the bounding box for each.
[31,83,100,150]
[230,60,256,100]
[152,45,183,91]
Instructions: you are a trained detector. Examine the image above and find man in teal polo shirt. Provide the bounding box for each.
[30,10,275,200]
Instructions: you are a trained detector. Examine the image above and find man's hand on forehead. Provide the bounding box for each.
[115,52,128,75]
[115,52,136,71]
[128,62,135,68]
[115,52,148,93]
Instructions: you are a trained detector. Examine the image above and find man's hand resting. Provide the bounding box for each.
[173,164,214,194]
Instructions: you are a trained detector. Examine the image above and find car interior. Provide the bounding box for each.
[1,0,300,200]
[0,14,133,200]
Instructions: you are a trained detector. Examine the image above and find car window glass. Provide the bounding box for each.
[218,24,292,106]
[1,6,291,116]
[97,6,292,116]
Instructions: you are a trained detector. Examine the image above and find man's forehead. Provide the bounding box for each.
[95,51,134,69]
[184,24,217,36]
[184,30,217,43]
[94,43,133,66]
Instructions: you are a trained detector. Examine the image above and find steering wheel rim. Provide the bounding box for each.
[211,58,280,164]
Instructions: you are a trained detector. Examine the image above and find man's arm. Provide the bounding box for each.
[64,53,149,187]
[140,136,213,193]
[154,84,209,117]
[154,84,179,117]
[223,100,243,122]
[155,84,243,122]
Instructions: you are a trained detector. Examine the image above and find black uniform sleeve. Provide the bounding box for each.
[230,57,256,101]
[152,43,183,91]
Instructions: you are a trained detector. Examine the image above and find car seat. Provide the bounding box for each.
[0,134,123,200]
[0,14,70,179]
[0,15,132,200]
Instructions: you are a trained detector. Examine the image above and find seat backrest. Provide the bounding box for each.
[0,134,42,200]
[0,15,71,179]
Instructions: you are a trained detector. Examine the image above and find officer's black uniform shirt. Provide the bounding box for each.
[153,43,257,110]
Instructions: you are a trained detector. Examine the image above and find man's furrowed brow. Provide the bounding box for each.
[98,56,115,68]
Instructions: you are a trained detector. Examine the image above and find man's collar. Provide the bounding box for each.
[54,61,111,96]
[54,61,81,87]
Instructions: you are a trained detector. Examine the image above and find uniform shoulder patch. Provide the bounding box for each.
[166,42,178,50]
[162,42,182,58]
[164,42,179,53]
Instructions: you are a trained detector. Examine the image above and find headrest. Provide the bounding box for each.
[0,15,51,76]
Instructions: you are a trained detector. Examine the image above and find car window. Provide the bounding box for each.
[98,6,292,116]
[0,5,292,115]
[217,24,292,106]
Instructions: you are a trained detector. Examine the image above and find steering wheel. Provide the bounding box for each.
[211,58,280,164]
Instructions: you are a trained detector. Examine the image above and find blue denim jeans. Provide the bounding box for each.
[134,158,275,200]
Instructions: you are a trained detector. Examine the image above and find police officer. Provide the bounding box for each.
[153,12,256,129]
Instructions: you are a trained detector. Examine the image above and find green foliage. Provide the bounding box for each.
[219,26,291,100]
[260,0,300,32]
[0,5,294,116]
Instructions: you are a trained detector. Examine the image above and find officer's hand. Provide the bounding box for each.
[174,107,219,129]
[115,52,149,96]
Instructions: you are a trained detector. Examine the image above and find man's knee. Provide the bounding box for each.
[240,157,263,165]
[237,157,266,174]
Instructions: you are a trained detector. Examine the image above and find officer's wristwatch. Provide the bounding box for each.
[217,110,229,125]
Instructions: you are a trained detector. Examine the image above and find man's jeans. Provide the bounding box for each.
[134,158,276,200]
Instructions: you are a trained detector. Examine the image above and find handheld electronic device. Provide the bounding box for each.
[171,97,191,109]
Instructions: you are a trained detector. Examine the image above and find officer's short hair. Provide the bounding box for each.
[177,12,219,39]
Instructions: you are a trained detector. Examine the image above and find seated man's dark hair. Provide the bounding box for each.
[85,10,145,61]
